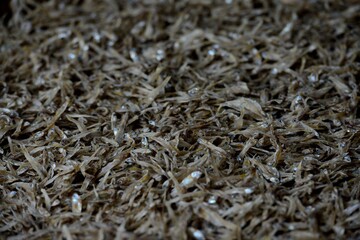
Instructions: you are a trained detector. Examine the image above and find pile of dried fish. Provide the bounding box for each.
[1,0,360,239]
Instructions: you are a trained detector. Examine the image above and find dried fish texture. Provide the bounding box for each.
[1,0,359,239]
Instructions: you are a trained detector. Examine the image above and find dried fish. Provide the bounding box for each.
[141,136,149,147]
[197,138,227,157]
[244,188,254,195]
[71,193,82,214]
[20,145,46,180]
[249,157,281,184]
[45,98,70,131]
[1,0,359,239]
[190,228,205,240]
[180,171,202,189]
[220,97,266,120]
[207,195,218,205]
[111,112,128,144]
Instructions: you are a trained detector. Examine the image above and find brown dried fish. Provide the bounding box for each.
[1,0,359,239]
[220,97,266,120]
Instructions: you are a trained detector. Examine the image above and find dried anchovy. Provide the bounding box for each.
[0,0,360,239]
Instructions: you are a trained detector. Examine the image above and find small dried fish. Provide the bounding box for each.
[190,228,205,240]
[141,136,149,147]
[111,112,128,144]
[45,98,70,131]
[197,138,227,156]
[240,137,257,158]
[20,145,46,180]
[248,158,281,184]
[220,97,266,120]
[137,76,171,106]
[199,207,238,230]
[71,193,82,213]
[207,195,218,204]
[180,171,202,188]
[329,76,351,96]
[2,1,359,239]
